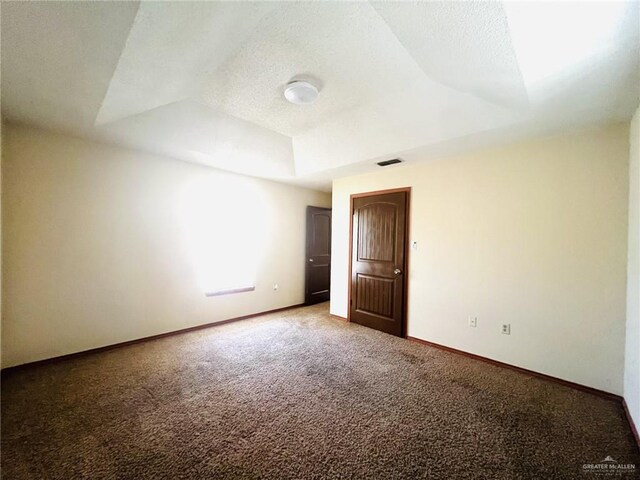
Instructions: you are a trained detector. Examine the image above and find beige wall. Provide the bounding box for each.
[625,107,640,425]
[1,124,330,367]
[0,120,3,366]
[331,124,629,394]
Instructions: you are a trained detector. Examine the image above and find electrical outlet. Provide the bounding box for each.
[501,324,510,335]
[468,316,477,327]
[411,241,418,250]
[273,284,279,291]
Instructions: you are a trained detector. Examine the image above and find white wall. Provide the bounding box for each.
[1,124,330,367]
[625,107,640,426]
[331,124,629,394]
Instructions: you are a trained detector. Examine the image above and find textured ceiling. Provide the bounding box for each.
[1,1,139,132]
[370,1,528,109]
[96,2,278,126]
[2,1,638,190]
[202,2,416,137]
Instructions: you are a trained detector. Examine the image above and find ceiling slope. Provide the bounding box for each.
[1,1,638,190]
[95,1,278,126]
[371,1,529,109]
[1,1,140,133]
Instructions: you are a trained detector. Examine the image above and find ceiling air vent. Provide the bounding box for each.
[377,158,402,167]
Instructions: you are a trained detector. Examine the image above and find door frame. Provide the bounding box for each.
[347,187,411,337]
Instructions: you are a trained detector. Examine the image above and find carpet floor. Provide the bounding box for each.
[2,303,639,479]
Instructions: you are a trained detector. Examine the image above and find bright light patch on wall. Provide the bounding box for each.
[177,174,269,295]
[504,1,633,87]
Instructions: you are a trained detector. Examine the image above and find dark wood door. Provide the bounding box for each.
[350,191,408,337]
[305,206,332,305]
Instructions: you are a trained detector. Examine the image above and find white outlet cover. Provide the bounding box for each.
[501,324,511,335]
[468,316,477,327]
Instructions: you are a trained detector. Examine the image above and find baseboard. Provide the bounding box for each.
[406,336,622,403]
[330,314,348,322]
[1,303,305,376]
[623,399,640,450]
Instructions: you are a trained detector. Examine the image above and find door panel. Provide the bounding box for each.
[350,191,408,337]
[305,206,332,305]
[357,204,396,262]
[355,274,394,319]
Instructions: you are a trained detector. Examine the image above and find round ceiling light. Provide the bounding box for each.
[284,80,319,105]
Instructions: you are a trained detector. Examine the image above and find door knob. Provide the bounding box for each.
[394,268,402,275]
[309,258,314,263]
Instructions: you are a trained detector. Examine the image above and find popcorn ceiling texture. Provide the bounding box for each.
[95,2,278,126]
[370,1,528,109]
[2,303,639,479]
[1,1,638,188]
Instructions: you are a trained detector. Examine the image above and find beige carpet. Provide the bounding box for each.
[2,303,639,479]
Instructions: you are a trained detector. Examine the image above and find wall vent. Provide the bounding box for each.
[377,158,402,167]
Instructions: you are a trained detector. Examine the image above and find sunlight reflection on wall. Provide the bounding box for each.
[177,173,271,294]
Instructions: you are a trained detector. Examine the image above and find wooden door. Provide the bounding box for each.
[350,190,408,337]
[305,206,332,305]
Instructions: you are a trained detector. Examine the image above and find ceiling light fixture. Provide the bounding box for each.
[284,80,319,105]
